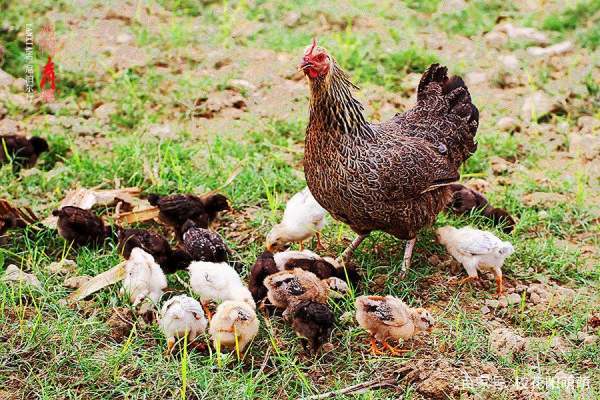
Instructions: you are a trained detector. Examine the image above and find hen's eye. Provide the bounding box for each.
[316,54,326,62]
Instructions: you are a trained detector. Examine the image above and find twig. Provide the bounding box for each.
[254,346,272,379]
[299,377,397,400]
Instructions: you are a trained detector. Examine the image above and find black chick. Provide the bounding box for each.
[117,228,190,273]
[283,257,358,283]
[147,192,230,234]
[448,184,516,233]
[180,219,229,263]
[290,300,334,352]
[248,251,279,301]
[53,206,111,246]
[0,135,48,169]
[0,214,17,236]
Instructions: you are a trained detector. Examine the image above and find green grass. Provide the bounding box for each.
[1,0,599,399]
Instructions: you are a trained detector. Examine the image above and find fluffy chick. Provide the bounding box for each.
[148,193,229,234]
[289,300,334,352]
[264,268,329,319]
[275,249,357,283]
[188,261,255,316]
[117,228,190,273]
[449,184,515,233]
[266,187,327,252]
[209,300,259,353]
[248,251,279,302]
[53,206,111,246]
[0,135,48,169]
[436,226,514,295]
[121,248,167,308]
[355,295,435,355]
[158,294,208,354]
[180,220,229,263]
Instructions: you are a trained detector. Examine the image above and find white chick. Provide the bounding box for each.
[355,295,435,355]
[121,247,167,309]
[273,249,321,269]
[188,261,255,317]
[436,226,514,295]
[209,300,259,354]
[158,295,208,354]
[266,187,327,252]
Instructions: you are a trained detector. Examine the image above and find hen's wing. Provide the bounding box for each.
[386,64,479,170]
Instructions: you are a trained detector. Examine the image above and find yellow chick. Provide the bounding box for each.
[208,300,259,354]
[158,294,208,354]
[355,295,435,355]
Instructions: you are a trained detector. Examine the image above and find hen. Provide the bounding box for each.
[436,226,514,295]
[301,40,479,275]
[266,187,327,252]
[0,135,48,169]
[53,206,111,247]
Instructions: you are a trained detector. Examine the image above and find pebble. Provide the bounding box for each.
[528,41,573,57]
[48,259,77,275]
[499,54,519,70]
[521,91,559,122]
[496,116,519,132]
[506,293,522,305]
[481,305,491,314]
[485,299,500,308]
[3,264,42,289]
[0,68,14,87]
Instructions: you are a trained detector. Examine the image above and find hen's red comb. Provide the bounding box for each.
[306,38,317,56]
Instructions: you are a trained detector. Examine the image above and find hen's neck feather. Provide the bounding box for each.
[308,63,375,140]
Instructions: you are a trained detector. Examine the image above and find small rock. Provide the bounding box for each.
[484,31,508,48]
[528,41,573,57]
[498,296,508,308]
[427,254,442,267]
[47,102,62,114]
[229,79,257,92]
[147,123,178,139]
[11,78,26,92]
[521,91,560,122]
[481,305,491,314]
[321,342,334,352]
[490,156,511,174]
[507,293,522,305]
[81,109,92,118]
[496,116,520,132]
[485,299,500,308]
[0,118,19,134]
[583,335,598,345]
[498,23,548,44]
[283,11,301,27]
[569,132,600,160]
[489,327,527,359]
[94,102,117,121]
[466,71,487,85]
[577,116,600,134]
[116,33,133,44]
[48,259,77,275]
[465,178,490,193]
[499,54,519,70]
[0,68,15,87]
[64,275,91,289]
[527,283,551,304]
[2,264,42,289]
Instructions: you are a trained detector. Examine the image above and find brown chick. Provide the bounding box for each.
[289,300,334,352]
[53,206,111,247]
[179,219,229,263]
[448,184,515,233]
[264,268,329,320]
[117,228,190,274]
[0,135,48,170]
[355,295,435,356]
[248,251,279,302]
[278,251,359,284]
[201,193,230,224]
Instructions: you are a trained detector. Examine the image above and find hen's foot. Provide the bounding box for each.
[336,234,369,264]
[398,238,416,279]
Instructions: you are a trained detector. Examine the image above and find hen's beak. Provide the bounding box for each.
[298,60,312,72]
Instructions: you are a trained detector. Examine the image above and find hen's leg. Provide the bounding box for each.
[336,234,369,264]
[399,238,417,278]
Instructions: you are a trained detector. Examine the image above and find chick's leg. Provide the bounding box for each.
[369,337,384,355]
[316,232,325,251]
[202,301,213,321]
[165,337,176,355]
[399,238,417,278]
[494,268,504,296]
[336,234,369,264]
[382,339,407,356]
[299,241,304,251]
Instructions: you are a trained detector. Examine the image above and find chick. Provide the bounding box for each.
[0,214,17,236]
[275,249,358,283]
[266,187,327,252]
[449,184,515,233]
[436,226,514,295]
[248,251,279,302]
[117,228,190,273]
[0,135,48,170]
[209,300,259,354]
[263,268,329,319]
[289,300,334,352]
[180,220,229,263]
[53,206,111,246]
[355,295,435,355]
[148,193,229,234]
[121,248,167,309]
[188,261,255,317]
[158,294,208,354]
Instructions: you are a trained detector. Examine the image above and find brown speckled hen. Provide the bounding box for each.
[0,135,48,170]
[53,206,111,247]
[300,40,479,275]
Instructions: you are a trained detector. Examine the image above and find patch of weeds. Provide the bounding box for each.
[402,0,441,13]
[436,0,514,37]
[542,0,600,32]
[155,0,203,16]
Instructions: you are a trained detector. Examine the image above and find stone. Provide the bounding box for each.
[528,41,573,57]
[569,132,600,160]
[0,68,14,87]
[485,299,500,308]
[521,91,559,122]
[481,305,491,314]
[94,102,117,121]
[496,116,520,132]
[48,259,77,275]
[522,192,567,207]
[3,264,42,289]
[499,54,519,70]
[489,328,527,359]
[507,293,522,305]
[466,71,487,85]
[498,23,548,44]
[490,156,511,174]
[484,31,508,48]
